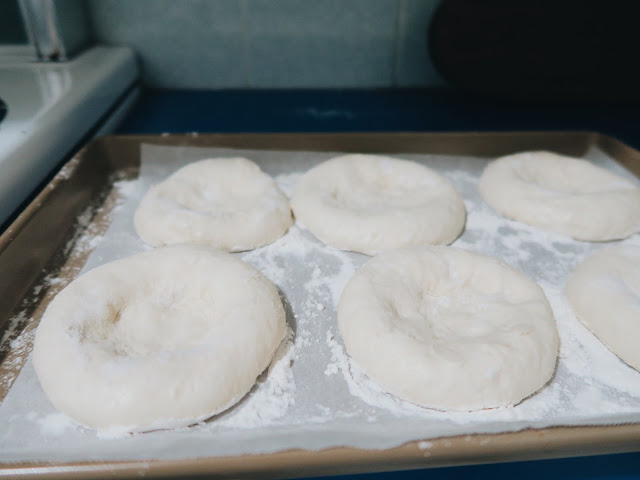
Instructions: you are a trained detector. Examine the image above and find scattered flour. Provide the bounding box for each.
[274,172,302,198]
[0,312,28,351]
[56,157,81,180]
[214,329,297,429]
[2,145,640,464]
[0,314,34,392]
[0,176,137,397]
[38,413,76,437]
[324,363,338,377]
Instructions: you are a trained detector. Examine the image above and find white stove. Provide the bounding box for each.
[0,46,139,228]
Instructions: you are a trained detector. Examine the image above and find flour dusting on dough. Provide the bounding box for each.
[3,145,640,463]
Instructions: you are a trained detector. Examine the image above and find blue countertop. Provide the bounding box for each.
[117,88,640,480]
[118,88,640,150]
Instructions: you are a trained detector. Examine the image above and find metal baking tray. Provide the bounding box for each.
[1,132,639,479]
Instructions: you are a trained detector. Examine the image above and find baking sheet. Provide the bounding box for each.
[1,142,640,463]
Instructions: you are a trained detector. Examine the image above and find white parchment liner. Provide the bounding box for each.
[1,143,639,463]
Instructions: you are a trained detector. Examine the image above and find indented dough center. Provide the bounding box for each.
[328,184,444,213]
[388,289,496,345]
[159,188,252,216]
[76,298,214,357]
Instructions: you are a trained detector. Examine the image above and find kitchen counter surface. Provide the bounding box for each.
[116,88,640,480]
[118,88,640,150]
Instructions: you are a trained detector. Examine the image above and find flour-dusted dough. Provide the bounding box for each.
[566,245,640,371]
[338,246,559,411]
[478,151,640,241]
[134,158,292,251]
[291,154,466,255]
[32,245,287,432]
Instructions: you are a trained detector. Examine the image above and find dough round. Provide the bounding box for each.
[134,158,292,251]
[291,154,466,255]
[32,245,287,432]
[478,151,640,241]
[338,246,559,411]
[566,245,640,371]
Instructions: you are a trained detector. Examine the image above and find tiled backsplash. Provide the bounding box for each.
[87,0,445,88]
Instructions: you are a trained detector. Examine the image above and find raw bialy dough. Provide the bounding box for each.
[566,245,640,371]
[338,246,559,411]
[478,151,640,241]
[291,154,466,255]
[134,158,292,251]
[32,245,287,433]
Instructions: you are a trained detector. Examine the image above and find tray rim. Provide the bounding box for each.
[1,130,639,479]
[3,422,640,479]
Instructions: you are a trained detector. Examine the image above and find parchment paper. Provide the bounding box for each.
[1,143,640,463]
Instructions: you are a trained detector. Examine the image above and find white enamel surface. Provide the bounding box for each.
[0,46,138,226]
